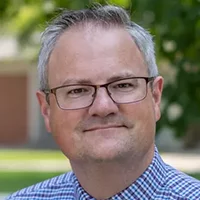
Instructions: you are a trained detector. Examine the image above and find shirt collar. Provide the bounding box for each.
[72,147,166,200]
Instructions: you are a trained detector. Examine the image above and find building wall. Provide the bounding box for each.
[0,61,57,149]
[0,61,35,146]
[0,74,27,144]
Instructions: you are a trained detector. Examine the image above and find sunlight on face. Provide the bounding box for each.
[37,25,163,163]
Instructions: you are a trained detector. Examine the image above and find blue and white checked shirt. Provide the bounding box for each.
[6,148,200,200]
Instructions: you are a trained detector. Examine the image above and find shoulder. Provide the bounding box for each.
[6,171,75,200]
[158,164,200,199]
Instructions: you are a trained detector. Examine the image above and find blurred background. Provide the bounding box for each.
[0,0,199,198]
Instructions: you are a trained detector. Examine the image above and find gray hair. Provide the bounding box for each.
[38,5,158,90]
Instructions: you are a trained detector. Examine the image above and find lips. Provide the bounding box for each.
[84,125,125,132]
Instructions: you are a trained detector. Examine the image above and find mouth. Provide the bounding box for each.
[84,125,126,132]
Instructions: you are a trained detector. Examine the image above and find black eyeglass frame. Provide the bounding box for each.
[43,76,155,110]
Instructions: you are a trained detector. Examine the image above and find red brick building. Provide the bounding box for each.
[0,60,42,147]
[0,37,58,149]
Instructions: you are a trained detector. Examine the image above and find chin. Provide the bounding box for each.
[82,142,131,163]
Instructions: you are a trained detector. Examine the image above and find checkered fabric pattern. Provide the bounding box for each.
[6,147,200,200]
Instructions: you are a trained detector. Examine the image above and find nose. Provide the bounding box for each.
[88,87,119,117]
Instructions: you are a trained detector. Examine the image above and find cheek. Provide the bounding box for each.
[49,103,83,134]
[49,108,86,157]
[121,98,156,135]
[122,101,154,122]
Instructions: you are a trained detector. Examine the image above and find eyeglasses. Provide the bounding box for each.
[43,77,155,110]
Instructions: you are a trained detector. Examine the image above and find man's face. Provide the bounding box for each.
[37,25,163,163]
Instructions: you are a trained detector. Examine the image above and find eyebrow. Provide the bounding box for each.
[61,72,136,86]
[61,78,92,85]
[107,72,136,83]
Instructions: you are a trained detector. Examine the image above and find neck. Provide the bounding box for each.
[70,146,154,199]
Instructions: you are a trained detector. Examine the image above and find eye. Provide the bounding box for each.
[64,86,93,98]
[67,88,90,98]
[68,88,87,94]
[113,82,136,91]
[116,83,133,88]
[114,83,135,92]
[110,79,139,93]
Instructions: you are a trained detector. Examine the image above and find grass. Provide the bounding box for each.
[0,149,66,160]
[0,150,67,193]
[189,173,200,180]
[0,171,65,193]
[0,171,200,193]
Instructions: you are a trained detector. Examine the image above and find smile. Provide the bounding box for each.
[84,125,125,132]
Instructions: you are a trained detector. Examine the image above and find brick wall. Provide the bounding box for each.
[0,74,27,145]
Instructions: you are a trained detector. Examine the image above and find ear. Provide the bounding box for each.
[152,76,164,121]
[36,90,51,132]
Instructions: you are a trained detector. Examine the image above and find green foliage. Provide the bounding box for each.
[0,0,200,138]
[135,0,200,138]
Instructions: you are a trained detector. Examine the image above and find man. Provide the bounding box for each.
[7,5,200,200]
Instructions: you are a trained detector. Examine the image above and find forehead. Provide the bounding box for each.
[48,25,148,87]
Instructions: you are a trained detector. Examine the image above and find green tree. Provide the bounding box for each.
[132,0,200,145]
